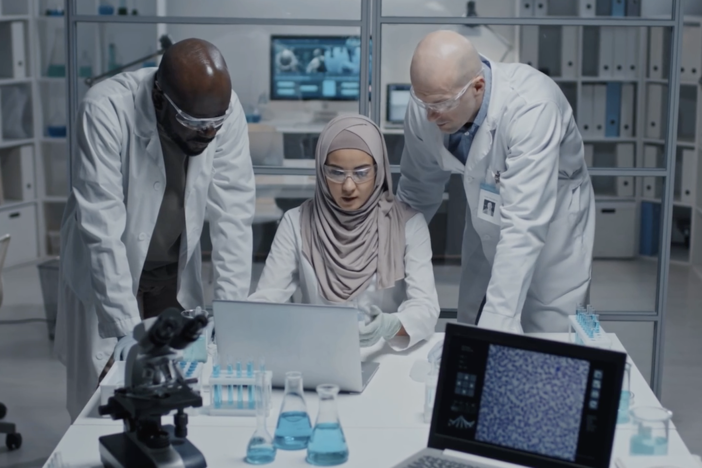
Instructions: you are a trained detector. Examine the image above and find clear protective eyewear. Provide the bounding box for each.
[323,164,376,184]
[156,80,233,131]
[410,74,481,113]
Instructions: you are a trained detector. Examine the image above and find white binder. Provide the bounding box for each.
[649,27,665,79]
[613,28,628,79]
[616,144,635,197]
[620,83,635,138]
[592,84,608,138]
[534,0,548,16]
[681,25,702,83]
[520,26,540,69]
[10,22,25,79]
[579,0,596,16]
[599,27,615,78]
[625,28,639,79]
[519,0,535,16]
[584,144,594,167]
[646,84,664,139]
[643,145,658,199]
[561,26,578,79]
[579,85,595,138]
[19,145,34,201]
[680,149,697,204]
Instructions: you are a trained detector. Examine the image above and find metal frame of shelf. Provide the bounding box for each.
[64,0,684,398]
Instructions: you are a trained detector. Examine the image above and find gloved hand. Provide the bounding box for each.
[359,306,402,348]
[113,334,138,361]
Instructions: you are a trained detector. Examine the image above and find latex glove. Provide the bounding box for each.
[359,306,402,348]
[113,334,138,361]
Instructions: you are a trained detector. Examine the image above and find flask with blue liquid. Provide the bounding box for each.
[245,371,277,464]
[306,384,349,466]
[274,371,312,450]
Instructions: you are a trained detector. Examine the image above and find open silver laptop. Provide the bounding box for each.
[394,323,626,468]
[213,300,379,393]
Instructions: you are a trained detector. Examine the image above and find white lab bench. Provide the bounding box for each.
[47,333,699,468]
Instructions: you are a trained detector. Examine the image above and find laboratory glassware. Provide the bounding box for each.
[78,51,93,78]
[274,371,312,450]
[424,358,440,423]
[306,384,349,466]
[617,362,634,424]
[629,406,673,455]
[98,1,114,15]
[46,28,66,77]
[245,371,277,465]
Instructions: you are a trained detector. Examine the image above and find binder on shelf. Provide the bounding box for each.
[611,0,625,16]
[620,83,635,138]
[0,21,26,79]
[599,27,615,78]
[593,84,608,138]
[579,85,595,138]
[605,82,622,137]
[642,145,658,199]
[645,84,664,139]
[648,27,665,79]
[580,0,596,16]
[681,25,702,83]
[625,0,641,16]
[520,26,540,70]
[19,145,33,201]
[584,144,594,167]
[612,29,628,78]
[625,28,639,79]
[534,0,548,16]
[596,0,612,16]
[639,201,661,256]
[616,143,635,197]
[561,26,578,79]
[680,149,696,205]
[520,0,535,16]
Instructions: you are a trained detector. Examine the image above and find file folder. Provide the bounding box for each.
[0,21,26,79]
[520,0,535,16]
[579,85,595,138]
[613,28,628,78]
[534,0,548,16]
[626,0,641,16]
[584,144,594,167]
[625,28,639,79]
[580,0,596,16]
[520,26,540,69]
[646,84,664,139]
[680,149,696,205]
[620,83,635,138]
[599,27,615,77]
[639,201,661,256]
[596,0,612,16]
[19,145,33,201]
[643,145,658,198]
[593,84,608,138]
[606,82,622,137]
[611,0,625,16]
[648,27,665,79]
[616,143,635,197]
[561,26,578,79]
[681,25,702,83]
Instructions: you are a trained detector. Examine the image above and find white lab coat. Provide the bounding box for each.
[54,68,255,420]
[248,207,440,350]
[397,60,595,334]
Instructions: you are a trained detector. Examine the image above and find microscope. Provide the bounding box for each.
[98,308,209,468]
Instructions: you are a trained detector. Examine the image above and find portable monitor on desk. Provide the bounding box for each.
[212,300,379,393]
[394,323,626,468]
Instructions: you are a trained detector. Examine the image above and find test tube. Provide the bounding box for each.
[213,352,222,408]
[259,356,266,371]
[248,358,255,408]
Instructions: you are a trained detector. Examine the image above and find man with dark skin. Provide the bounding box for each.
[55,38,255,421]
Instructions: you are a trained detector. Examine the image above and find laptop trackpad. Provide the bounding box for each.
[361,362,380,391]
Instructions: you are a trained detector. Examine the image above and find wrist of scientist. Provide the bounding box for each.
[359,305,408,347]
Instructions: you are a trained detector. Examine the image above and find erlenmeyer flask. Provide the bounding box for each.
[245,371,276,465]
[78,51,93,79]
[46,28,66,77]
[273,371,312,450]
[306,384,349,466]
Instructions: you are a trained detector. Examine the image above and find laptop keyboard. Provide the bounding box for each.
[407,455,480,468]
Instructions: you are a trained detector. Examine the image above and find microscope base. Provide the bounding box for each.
[99,425,207,468]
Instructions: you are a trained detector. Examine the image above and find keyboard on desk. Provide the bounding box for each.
[407,455,481,468]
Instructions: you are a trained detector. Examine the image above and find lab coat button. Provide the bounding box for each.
[138,232,147,241]
[154,181,162,191]
[95,352,105,360]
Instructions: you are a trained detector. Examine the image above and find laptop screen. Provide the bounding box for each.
[430,324,626,468]
[386,84,411,123]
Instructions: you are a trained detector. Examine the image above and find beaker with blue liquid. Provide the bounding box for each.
[274,371,312,450]
[617,362,635,424]
[306,384,349,466]
[245,371,277,465]
[629,406,673,456]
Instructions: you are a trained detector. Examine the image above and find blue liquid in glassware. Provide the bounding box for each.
[245,438,276,465]
[617,391,631,424]
[274,411,312,450]
[630,434,668,455]
[306,423,349,466]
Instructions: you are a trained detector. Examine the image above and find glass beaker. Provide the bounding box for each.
[617,362,635,424]
[245,371,276,465]
[98,1,115,15]
[274,371,312,450]
[306,384,349,466]
[46,28,66,77]
[629,406,673,455]
[78,50,93,78]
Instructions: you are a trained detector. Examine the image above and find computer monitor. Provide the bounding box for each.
[386,83,411,124]
[270,35,371,101]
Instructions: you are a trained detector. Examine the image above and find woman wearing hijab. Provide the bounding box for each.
[249,115,439,350]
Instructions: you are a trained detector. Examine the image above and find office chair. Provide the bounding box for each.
[0,234,22,450]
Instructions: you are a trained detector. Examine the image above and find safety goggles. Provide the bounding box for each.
[156,80,233,131]
[323,164,376,184]
[410,74,481,113]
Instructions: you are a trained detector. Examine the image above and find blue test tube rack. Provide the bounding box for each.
[176,360,206,390]
[208,369,273,417]
[568,306,612,349]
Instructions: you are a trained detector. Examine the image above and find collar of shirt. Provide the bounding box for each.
[462,60,492,136]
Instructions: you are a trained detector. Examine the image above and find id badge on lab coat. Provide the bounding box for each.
[478,182,501,225]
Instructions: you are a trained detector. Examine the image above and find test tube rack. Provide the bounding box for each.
[568,313,612,349]
[176,361,205,391]
[207,370,273,417]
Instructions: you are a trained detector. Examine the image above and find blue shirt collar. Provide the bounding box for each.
[471,60,492,130]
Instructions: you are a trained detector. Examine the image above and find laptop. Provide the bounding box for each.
[394,323,626,468]
[386,83,411,128]
[212,300,380,393]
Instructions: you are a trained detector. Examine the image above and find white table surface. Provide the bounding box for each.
[52,333,698,468]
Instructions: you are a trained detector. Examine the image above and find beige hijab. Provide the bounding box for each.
[299,115,416,303]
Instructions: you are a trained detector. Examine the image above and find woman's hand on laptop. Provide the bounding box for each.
[359,306,404,347]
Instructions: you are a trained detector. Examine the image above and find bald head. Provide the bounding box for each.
[410,30,482,95]
[157,38,231,119]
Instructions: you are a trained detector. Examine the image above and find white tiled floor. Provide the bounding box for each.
[0,259,700,467]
